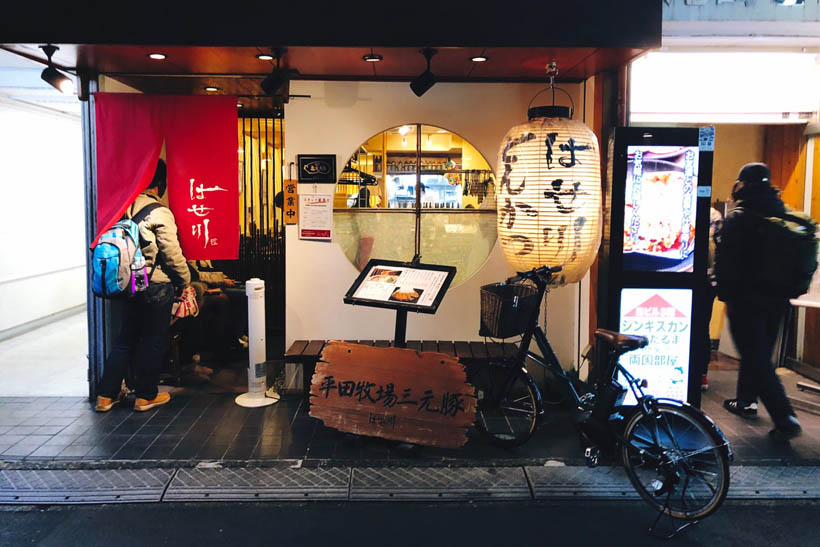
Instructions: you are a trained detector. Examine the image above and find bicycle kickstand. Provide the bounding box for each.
[647,492,699,540]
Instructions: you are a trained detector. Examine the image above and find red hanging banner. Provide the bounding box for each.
[164,95,239,260]
[93,94,238,260]
[93,93,163,243]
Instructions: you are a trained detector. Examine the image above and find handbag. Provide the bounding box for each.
[171,285,200,319]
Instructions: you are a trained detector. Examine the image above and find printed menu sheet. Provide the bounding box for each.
[352,265,450,309]
[299,194,333,240]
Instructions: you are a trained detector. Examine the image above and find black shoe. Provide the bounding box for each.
[724,398,758,418]
[770,417,802,443]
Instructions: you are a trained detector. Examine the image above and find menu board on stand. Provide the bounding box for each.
[602,127,714,407]
[343,259,456,347]
[307,259,467,448]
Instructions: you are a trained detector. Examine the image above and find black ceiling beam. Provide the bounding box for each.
[1,1,661,49]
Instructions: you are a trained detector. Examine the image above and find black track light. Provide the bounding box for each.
[39,45,74,94]
[260,48,298,104]
[410,48,437,97]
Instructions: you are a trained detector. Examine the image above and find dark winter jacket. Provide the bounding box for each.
[714,182,787,303]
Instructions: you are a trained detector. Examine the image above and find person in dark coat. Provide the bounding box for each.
[714,162,801,442]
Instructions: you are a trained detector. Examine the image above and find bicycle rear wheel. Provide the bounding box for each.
[470,363,539,447]
[621,402,730,520]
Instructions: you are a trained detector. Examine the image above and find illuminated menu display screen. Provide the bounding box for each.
[618,288,692,405]
[623,145,699,273]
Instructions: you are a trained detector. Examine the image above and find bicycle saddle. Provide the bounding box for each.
[594,329,648,353]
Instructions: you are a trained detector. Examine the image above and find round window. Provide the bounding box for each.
[333,124,497,287]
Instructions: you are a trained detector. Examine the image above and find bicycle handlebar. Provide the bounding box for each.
[505,265,562,285]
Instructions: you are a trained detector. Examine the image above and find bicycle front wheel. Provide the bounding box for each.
[621,402,730,520]
[471,364,540,448]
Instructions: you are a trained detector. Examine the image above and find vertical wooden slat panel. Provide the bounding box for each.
[437,341,455,356]
[811,137,820,223]
[764,125,784,194]
[454,342,472,359]
[803,308,820,369]
[469,342,489,359]
[779,125,805,210]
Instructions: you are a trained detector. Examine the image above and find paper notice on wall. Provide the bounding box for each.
[299,193,332,240]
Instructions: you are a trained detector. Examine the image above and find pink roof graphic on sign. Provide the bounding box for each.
[624,294,687,319]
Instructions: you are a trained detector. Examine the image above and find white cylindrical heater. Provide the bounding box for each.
[235,278,279,408]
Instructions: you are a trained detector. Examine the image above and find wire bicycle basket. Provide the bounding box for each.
[479,281,540,338]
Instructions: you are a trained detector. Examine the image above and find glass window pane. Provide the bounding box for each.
[419,211,498,286]
[333,124,497,287]
[334,211,417,269]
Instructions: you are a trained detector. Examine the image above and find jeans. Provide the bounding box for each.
[726,299,795,426]
[99,283,174,400]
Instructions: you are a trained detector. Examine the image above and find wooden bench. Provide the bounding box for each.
[284,339,519,394]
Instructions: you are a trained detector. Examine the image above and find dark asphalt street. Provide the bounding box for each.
[1,500,817,546]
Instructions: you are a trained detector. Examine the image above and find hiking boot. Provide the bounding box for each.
[95,390,126,412]
[701,374,709,392]
[770,416,802,443]
[723,398,758,418]
[134,392,171,412]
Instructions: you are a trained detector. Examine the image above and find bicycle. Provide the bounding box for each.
[468,265,733,537]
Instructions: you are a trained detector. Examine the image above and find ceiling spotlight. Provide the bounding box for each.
[470,55,488,62]
[260,48,296,104]
[204,86,219,92]
[256,53,274,61]
[148,53,167,60]
[39,45,74,94]
[363,51,383,62]
[410,48,437,97]
[237,103,243,108]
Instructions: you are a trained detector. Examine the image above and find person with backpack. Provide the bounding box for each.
[714,162,813,442]
[95,159,192,412]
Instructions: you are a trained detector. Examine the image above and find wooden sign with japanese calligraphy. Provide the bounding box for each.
[309,342,476,449]
[283,179,298,225]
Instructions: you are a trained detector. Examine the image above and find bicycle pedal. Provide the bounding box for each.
[584,446,600,468]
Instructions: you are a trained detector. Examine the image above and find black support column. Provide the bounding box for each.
[80,73,102,400]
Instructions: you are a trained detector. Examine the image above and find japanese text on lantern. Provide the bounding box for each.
[188,177,228,248]
[499,130,590,258]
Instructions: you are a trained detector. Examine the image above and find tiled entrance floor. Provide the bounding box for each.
[1,369,819,464]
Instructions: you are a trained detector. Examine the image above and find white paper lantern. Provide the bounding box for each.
[496,106,602,285]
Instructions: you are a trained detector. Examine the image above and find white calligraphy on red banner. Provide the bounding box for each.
[188,178,228,249]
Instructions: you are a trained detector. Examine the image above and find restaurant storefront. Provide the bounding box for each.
[0,2,819,488]
[2,1,660,403]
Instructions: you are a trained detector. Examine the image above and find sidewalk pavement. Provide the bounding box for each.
[1,369,819,505]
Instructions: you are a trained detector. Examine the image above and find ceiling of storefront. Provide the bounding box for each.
[0,44,646,113]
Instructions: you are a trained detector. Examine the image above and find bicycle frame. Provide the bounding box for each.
[511,270,589,409]
[509,268,652,422]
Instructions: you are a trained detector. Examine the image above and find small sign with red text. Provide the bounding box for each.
[299,194,333,240]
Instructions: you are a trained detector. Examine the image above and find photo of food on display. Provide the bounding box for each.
[368,268,402,284]
[623,145,699,273]
[389,287,424,303]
